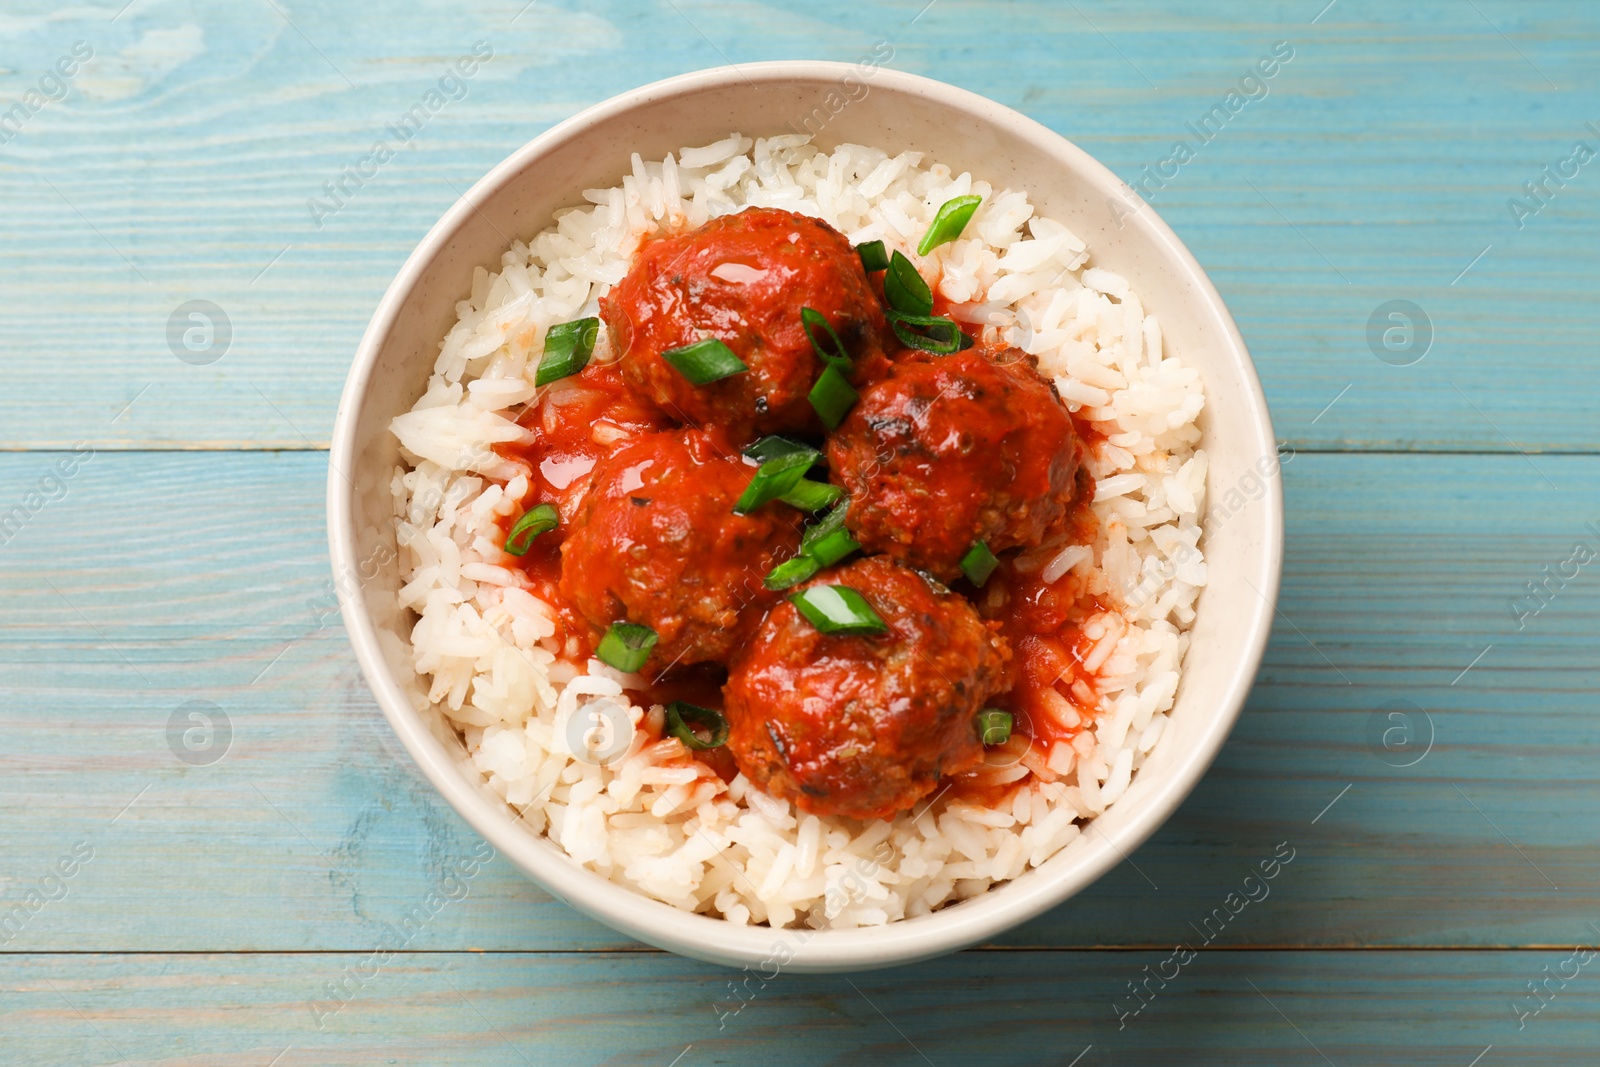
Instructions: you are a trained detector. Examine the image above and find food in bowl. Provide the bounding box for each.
[387,133,1206,929]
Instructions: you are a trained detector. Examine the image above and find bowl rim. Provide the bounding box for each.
[329,59,1283,972]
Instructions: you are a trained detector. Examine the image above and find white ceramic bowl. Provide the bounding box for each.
[329,61,1282,973]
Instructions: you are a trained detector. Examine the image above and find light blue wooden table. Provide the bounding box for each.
[3,1,1597,1062]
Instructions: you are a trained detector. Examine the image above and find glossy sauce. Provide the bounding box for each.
[601,206,892,442]
[487,222,1109,810]
[495,362,1109,798]
[492,359,673,651]
[949,497,1106,807]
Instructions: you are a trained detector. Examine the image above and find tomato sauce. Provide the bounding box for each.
[600,206,892,443]
[492,359,674,651]
[478,213,1111,814]
[493,355,1108,802]
[947,493,1106,807]
[989,566,1109,751]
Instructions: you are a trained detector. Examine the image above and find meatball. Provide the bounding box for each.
[559,429,801,671]
[826,347,1087,580]
[600,206,891,443]
[724,556,1011,820]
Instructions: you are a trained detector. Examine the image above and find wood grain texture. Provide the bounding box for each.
[0,1,1596,450]
[2,451,1595,955]
[3,951,1594,1066]
[4,1,1599,1061]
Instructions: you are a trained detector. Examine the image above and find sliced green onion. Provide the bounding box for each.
[800,498,851,554]
[887,310,964,355]
[808,364,858,429]
[801,306,851,369]
[806,528,859,568]
[976,708,1013,746]
[664,701,729,750]
[596,622,657,673]
[883,251,933,317]
[503,503,559,556]
[735,449,819,514]
[959,540,999,586]
[766,498,859,589]
[788,585,888,636]
[958,329,976,351]
[743,435,813,465]
[662,337,748,384]
[779,478,842,512]
[765,555,822,590]
[855,239,890,273]
[534,317,600,386]
[917,195,983,256]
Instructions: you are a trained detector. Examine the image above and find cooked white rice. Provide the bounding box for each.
[387,133,1206,929]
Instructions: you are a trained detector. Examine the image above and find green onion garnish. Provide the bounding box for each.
[976,708,1012,746]
[779,478,842,512]
[504,503,559,556]
[596,622,657,673]
[959,540,999,586]
[765,498,859,588]
[808,364,858,429]
[662,337,749,385]
[855,239,890,273]
[765,555,821,590]
[664,701,729,750]
[533,317,600,387]
[883,251,933,317]
[735,448,819,514]
[788,585,888,636]
[917,195,983,255]
[806,528,860,568]
[743,435,813,465]
[800,498,850,553]
[801,306,852,369]
[887,310,964,355]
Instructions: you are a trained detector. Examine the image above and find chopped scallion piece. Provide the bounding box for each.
[808,364,858,429]
[788,585,888,636]
[855,239,890,273]
[800,306,852,369]
[800,498,851,554]
[735,449,819,514]
[883,251,934,317]
[664,701,728,750]
[806,528,860,568]
[917,195,983,255]
[596,622,657,673]
[887,310,964,355]
[503,503,559,556]
[765,555,822,590]
[662,337,748,384]
[779,478,842,512]
[533,317,600,386]
[976,708,1013,746]
[765,497,858,589]
[743,435,813,465]
[959,540,999,586]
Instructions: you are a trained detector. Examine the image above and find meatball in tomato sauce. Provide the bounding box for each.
[600,207,891,444]
[826,346,1088,581]
[723,556,1011,820]
[559,429,801,672]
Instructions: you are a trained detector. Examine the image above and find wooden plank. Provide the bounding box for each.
[2,950,1591,1065]
[3,450,1597,953]
[0,1,1596,450]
